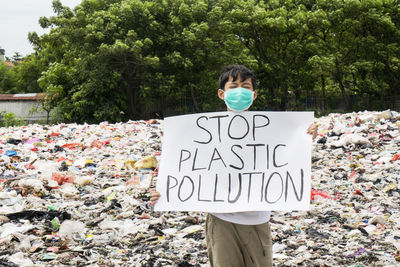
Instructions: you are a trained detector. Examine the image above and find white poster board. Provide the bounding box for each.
[155,111,313,212]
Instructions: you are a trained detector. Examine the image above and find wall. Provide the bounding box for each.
[0,100,48,123]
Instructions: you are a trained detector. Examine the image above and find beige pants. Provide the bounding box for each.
[206,214,273,267]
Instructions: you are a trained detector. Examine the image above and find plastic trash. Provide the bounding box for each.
[74,175,95,186]
[18,178,45,193]
[0,191,21,206]
[58,220,86,241]
[134,155,157,170]
[51,172,75,185]
[126,173,152,188]
[39,253,57,261]
[5,150,17,157]
[6,138,23,145]
[7,252,34,266]
[0,110,398,266]
[5,210,71,222]
[310,189,330,200]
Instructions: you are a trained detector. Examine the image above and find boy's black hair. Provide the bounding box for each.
[219,65,256,90]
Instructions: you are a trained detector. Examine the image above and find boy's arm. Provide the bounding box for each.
[149,188,160,206]
[307,122,318,140]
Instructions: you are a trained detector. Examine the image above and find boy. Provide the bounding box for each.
[150,65,317,267]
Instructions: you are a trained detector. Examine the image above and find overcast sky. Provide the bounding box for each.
[0,0,82,58]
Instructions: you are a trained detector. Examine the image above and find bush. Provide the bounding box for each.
[0,112,26,127]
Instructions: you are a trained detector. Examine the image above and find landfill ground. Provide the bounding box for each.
[0,110,400,267]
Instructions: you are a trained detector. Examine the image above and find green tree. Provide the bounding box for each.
[0,61,17,93]
[315,0,400,111]
[223,0,320,110]
[29,0,400,122]
[11,52,23,63]
[36,0,155,122]
[13,54,46,93]
[33,0,253,122]
[227,0,400,112]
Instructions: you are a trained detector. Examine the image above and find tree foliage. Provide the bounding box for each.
[0,53,47,94]
[224,0,400,112]
[0,61,17,93]
[13,54,47,93]
[7,0,400,122]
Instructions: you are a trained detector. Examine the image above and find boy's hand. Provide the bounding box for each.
[149,188,161,206]
[307,122,318,140]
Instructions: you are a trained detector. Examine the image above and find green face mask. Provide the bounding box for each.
[224,87,255,112]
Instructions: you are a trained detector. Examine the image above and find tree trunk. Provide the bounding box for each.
[190,85,200,113]
[334,61,350,110]
[125,82,135,118]
[337,78,350,111]
[280,87,288,111]
[279,73,288,111]
[123,71,137,119]
[265,75,277,110]
[321,75,326,114]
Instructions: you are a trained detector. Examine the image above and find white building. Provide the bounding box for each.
[0,93,50,123]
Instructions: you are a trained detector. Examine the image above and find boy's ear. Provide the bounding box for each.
[253,90,257,100]
[218,89,225,100]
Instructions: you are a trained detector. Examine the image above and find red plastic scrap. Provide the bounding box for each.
[137,213,150,219]
[354,189,364,197]
[51,172,75,185]
[354,117,361,126]
[47,247,59,252]
[50,132,61,137]
[91,139,111,149]
[311,189,330,200]
[349,170,358,179]
[59,244,69,250]
[24,163,35,170]
[333,193,341,200]
[146,119,159,125]
[91,140,102,149]
[392,154,400,162]
[57,156,67,162]
[61,143,80,149]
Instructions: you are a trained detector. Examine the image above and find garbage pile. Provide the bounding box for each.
[0,110,399,266]
[271,110,400,266]
[0,120,207,266]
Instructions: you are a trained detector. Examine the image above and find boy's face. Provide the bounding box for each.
[218,75,257,110]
